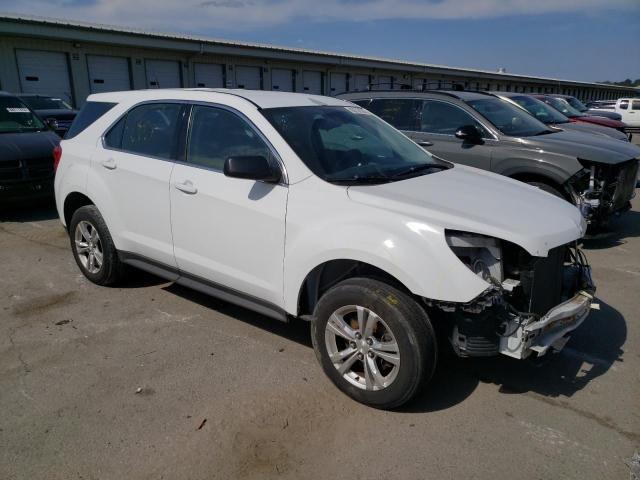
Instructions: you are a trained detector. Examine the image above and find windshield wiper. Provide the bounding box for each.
[329,175,392,185]
[390,163,450,179]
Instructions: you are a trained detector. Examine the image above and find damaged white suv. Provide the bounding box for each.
[55,89,595,408]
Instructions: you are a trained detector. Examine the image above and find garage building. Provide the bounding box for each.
[0,13,637,108]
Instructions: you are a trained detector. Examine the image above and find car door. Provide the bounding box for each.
[410,99,493,170]
[92,102,185,267]
[170,104,287,308]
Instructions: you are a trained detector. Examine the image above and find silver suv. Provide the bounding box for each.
[339,90,640,228]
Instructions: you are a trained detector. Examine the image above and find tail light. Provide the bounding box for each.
[53,145,62,172]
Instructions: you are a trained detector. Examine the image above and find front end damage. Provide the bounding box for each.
[427,232,596,360]
[566,158,639,227]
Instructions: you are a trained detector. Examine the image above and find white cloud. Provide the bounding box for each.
[1,0,638,32]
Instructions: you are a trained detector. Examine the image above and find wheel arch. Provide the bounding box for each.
[63,192,95,231]
[296,259,414,318]
[507,172,569,199]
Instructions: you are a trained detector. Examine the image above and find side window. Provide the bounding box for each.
[187,105,270,171]
[104,117,125,149]
[367,99,419,130]
[118,103,182,160]
[619,100,629,110]
[419,100,487,136]
[631,100,640,111]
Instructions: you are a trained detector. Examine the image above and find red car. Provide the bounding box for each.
[535,94,629,137]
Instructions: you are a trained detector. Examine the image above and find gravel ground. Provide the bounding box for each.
[0,193,639,480]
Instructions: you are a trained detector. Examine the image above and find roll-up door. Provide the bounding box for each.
[87,55,131,93]
[303,71,322,94]
[376,76,392,90]
[194,63,224,88]
[145,60,182,88]
[353,74,370,92]
[329,73,347,95]
[235,66,261,89]
[271,69,294,92]
[16,50,73,105]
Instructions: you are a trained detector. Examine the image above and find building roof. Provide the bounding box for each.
[1,12,638,92]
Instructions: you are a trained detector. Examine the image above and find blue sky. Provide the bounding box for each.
[1,0,638,82]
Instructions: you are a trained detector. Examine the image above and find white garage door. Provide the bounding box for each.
[194,63,224,88]
[235,66,261,90]
[353,74,370,92]
[329,73,347,95]
[413,78,426,91]
[16,50,73,105]
[375,75,392,90]
[303,71,322,95]
[271,69,294,92]
[145,60,182,88]
[87,55,131,93]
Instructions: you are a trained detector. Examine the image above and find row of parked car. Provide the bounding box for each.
[47,86,639,409]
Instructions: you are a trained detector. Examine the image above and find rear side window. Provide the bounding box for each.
[619,100,629,110]
[65,101,116,139]
[367,99,420,131]
[104,103,183,160]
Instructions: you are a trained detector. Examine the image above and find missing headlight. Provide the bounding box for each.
[445,230,503,282]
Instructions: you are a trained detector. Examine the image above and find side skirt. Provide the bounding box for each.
[118,251,289,323]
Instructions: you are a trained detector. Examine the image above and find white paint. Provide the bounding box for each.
[16,49,73,104]
[87,55,131,93]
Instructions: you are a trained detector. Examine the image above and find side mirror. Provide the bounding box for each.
[45,118,59,131]
[454,125,483,143]
[223,155,281,183]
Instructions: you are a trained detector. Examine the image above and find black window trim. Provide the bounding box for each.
[178,101,288,185]
[101,99,288,184]
[100,99,189,163]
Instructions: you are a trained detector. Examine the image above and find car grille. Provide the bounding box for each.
[0,157,54,183]
[610,159,639,211]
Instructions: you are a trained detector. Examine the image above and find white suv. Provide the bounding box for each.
[55,89,595,408]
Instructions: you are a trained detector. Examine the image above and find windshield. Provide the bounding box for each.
[509,95,569,124]
[565,96,588,113]
[0,97,45,133]
[262,106,446,184]
[466,98,551,137]
[544,97,584,117]
[20,96,73,111]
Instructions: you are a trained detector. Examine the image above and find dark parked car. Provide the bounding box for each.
[535,95,630,138]
[17,94,78,137]
[557,94,622,121]
[338,89,640,227]
[0,92,60,205]
[495,92,630,142]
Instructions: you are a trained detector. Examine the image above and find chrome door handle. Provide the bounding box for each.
[174,180,197,194]
[416,140,433,147]
[102,158,117,170]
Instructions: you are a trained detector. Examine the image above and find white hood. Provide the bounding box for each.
[347,165,585,256]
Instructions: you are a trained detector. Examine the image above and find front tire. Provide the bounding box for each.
[311,278,437,409]
[69,205,123,286]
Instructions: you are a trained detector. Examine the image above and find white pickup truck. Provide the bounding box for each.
[601,98,640,129]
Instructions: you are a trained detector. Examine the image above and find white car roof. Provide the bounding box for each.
[86,88,353,109]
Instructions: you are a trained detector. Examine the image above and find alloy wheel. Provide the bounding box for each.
[74,220,103,274]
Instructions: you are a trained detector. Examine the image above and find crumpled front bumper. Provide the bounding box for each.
[499,267,596,360]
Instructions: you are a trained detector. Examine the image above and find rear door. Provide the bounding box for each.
[92,102,186,267]
[170,104,287,306]
[411,99,493,170]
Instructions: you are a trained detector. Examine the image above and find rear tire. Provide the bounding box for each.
[69,205,123,286]
[311,278,437,409]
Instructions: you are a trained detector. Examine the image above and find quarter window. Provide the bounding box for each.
[631,100,640,111]
[187,105,270,170]
[106,103,182,160]
[419,100,487,136]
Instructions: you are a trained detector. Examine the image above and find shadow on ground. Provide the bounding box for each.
[582,208,640,250]
[0,200,58,222]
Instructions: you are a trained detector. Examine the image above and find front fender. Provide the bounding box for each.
[283,181,490,314]
[492,146,582,186]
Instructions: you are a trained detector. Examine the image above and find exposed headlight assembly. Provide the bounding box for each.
[445,230,502,283]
